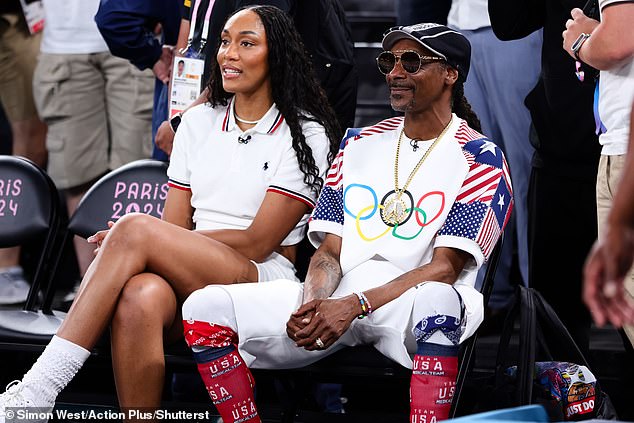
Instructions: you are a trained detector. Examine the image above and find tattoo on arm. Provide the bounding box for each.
[303,249,342,303]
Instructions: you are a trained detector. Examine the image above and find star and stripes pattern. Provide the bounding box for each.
[437,121,513,260]
[310,127,356,225]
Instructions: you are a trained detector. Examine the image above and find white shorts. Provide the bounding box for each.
[253,252,298,282]
[212,259,483,370]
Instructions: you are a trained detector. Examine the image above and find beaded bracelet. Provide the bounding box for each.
[354,292,373,319]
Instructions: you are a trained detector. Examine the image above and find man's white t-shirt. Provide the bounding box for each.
[597,0,634,156]
[309,115,513,284]
[447,0,491,31]
[167,99,331,246]
[40,0,109,54]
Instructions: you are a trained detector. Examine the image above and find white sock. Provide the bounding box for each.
[21,336,90,406]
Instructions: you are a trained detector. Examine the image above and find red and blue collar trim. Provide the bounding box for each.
[266,112,284,134]
[221,97,284,135]
[221,98,232,132]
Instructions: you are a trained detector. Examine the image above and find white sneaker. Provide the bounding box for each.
[0,267,30,305]
[0,380,51,423]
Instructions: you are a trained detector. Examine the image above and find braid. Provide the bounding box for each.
[451,82,482,133]
[284,112,321,194]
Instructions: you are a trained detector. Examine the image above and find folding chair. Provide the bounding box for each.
[0,156,64,340]
[41,159,169,312]
[448,234,505,417]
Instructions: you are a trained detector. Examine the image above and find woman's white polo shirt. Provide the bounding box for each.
[167,98,330,246]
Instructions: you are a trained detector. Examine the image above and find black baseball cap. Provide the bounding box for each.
[382,23,471,82]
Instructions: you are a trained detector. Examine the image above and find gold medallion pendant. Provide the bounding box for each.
[380,190,413,226]
[386,116,453,227]
[382,196,407,225]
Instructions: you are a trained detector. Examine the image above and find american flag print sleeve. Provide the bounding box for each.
[435,123,513,267]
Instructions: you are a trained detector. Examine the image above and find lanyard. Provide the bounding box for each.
[593,82,607,136]
[186,0,216,53]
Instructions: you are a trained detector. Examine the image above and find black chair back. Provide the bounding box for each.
[68,159,168,238]
[41,159,168,311]
[0,157,55,247]
[0,156,60,310]
[0,156,64,340]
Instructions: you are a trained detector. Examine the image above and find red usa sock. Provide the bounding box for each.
[410,343,458,423]
[184,320,260,423]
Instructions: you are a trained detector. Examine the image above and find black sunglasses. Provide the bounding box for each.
[376,50,444,75]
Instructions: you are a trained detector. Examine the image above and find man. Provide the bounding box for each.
[563,0,634,343]
[180,24,512,423]
[488,0,602,353]
[32,0,155,304]
[95,0,182,161]
[0,0,47,304]
[176,59,185,78]
[584,101,634,330]
[447,0,542,308]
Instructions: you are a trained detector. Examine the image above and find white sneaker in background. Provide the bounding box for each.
[0,380,51,423]
[0,266,30,305]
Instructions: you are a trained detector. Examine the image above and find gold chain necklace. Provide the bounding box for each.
[380,116,453,226]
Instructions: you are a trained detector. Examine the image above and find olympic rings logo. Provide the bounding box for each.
[343,184,446,241]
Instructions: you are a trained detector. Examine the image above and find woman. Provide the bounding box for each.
[0,5,340,419]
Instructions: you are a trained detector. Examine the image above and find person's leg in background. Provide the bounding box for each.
[33,52,111,300]
[0,13,47,305]
[77,52,153,300]
[103,52,154,172]
[461,27,541,309]
[397,0,452,25]
[596,154,634,346]
[475,29,541,288]
[33,52,153,304]
[455,28,511,309]
[0,14,47,166]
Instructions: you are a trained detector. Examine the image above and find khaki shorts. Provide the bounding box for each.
[0,13,41,122]
[596,154,634,344]
[33,52,154,189]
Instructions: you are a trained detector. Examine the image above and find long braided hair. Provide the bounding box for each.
[451,81,482,133]
[206,5,342,195]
